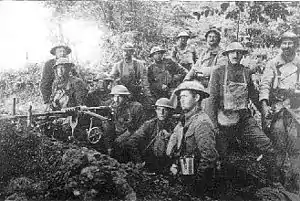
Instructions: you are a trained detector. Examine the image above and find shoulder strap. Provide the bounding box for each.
[133,59,140,82]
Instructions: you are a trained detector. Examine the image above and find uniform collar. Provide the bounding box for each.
[184,104,202,126]
[205,45,221,54]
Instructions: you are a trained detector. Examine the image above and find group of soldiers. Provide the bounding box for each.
[40,27,300,198]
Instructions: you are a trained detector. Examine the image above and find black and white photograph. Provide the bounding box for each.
[1,1,300,200]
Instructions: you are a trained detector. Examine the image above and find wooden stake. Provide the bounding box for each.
[12,97,16,115]
[27,104,32,127]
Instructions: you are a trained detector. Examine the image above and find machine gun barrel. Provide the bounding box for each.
[82,111,109,121]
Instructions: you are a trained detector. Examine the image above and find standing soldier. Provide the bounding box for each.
[184,27,223,88]
[148,46,188,100]
[260,31,300,131]
[110,43,153,105]
[166,80,218,197]
[259,32,300,189]
[126,98,176,174]
[171,31,198,71]
[207,42,280,184]
[110,85,145,163]
[41,45,72,111]
[50,58,88,110]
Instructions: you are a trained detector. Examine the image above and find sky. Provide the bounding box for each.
[0,1,105,71]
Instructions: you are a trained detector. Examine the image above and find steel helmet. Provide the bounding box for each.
[50,44,72,56]
[205,27,221,43]
[174,80,209,99]
[149,46,166,57]
[280,31,299,47]
[53,58,75,69]
[155,98,174,109]
[222,42,248,56]
[110,85,131,95]
[177,31,190,39]
[121,43,135,51]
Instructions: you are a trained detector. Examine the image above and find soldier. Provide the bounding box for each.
[110,43,153,105]
[171,31,198,71]
[40,45,72,110]
[126,98,176,174]
[110,85,145,163]
[184,27,223,88]
[260,31,300,131]
[50,58,88,111]
[85,75,114,107]
[259,32,300,189]
[148,46,188,100]
[207,42,276,168]
[166,80,218,197]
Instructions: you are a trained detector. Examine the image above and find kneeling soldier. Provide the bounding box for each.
[166,80,218,197]
[127,98,176,174]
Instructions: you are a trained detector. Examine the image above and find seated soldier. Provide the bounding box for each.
[85,75,114,107]
[50,58,88,110]
[126,98,177,174]
[166,80,218,197]
[110,85,145,163]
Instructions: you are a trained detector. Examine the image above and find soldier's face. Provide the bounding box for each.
[55,47,67,58]
[227,51,243,65]
[113,94,125,106]
[179,36,188,45]
[122,50,133,61]
[281,39,296,56]
[56,65,66,78]
[153,52,163,62]
[179,90,199,112]
[156,106,169,121]
[207,32,219,46]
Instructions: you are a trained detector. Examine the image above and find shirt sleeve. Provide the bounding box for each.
[194,121,218,179]
[40,59,55,103]
[207,66,221,127]
[73,79,88,105]
[171,46,179,63]
[128,103,145,132]
[139,62,152,97]
[126,121,151,162]
[259,60,275,103]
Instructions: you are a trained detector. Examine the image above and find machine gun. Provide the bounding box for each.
[1,105,113,144]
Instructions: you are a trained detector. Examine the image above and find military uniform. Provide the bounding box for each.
[167,107,218,195]
[171,44,197,71]
[148,58,187,99]
[50,58,87,110]
[112,100,145,163]
[166,80,217,196]
[51,76,88,110]
[40,45,72,104]
[184,45,224,87]
[260,54,300,109]
[208,43,274,158]
[127,117,176,173]
[40,59,56,104]
[110,58,151,98]
[260,34,300,190]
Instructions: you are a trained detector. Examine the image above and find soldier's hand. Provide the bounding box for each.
[162,84,168,90]
[261,100,271,118]
[170,164,178,175]
[261,100,271,131]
